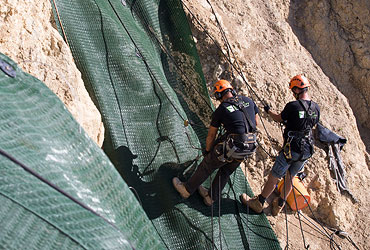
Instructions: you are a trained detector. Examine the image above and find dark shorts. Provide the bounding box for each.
[271,151,308,178]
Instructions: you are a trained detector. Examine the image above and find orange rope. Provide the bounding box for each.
[51,0,70,48]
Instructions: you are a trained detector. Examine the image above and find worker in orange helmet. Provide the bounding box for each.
[173,79,259,206]
[240,75,320,216]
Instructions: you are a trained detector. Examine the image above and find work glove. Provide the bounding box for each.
[263,105,270,113]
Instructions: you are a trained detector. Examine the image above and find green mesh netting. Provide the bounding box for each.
[0,53,164,249]
[49,0,281,249]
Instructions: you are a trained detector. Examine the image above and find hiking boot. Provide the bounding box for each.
[240,194,263,213]
[271,197,285,216]
[172,177,190,199]
[198,185,214,206]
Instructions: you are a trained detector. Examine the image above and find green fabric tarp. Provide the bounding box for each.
[0,53,164,249]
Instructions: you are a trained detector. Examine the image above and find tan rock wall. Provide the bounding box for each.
[289,0,370,138]
[0,0,104,146]
[185,0,370,248]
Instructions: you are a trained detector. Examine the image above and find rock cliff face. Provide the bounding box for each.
[0,0,104,146]
[289,0,370,151]
[185,0,369,249]
[1,0,369,249]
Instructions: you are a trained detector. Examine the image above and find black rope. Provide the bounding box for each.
[218,175,222,249]
[141,71,180,175]
[227,170,279,242]
[107,0,187,123]
[210,175,215,249]
[291,185,347,250]
[125,0,213,112]
[283,175,289,250]
[125,0,214,134]
[180,1,265,106]
[181,0,280,156]
[0,148,135,249]
[94,0,130,148]
[289,176,309,249]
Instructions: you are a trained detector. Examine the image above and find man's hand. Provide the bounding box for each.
[264,105,270,113]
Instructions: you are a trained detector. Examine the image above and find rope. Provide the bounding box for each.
[289,177,309,249]
[242,161,251,246]
[0,192,87,250]
[94,0,130,149]
[107,0,190,124]
[51,0,70,48]
[283,175,289,250]
[218,175,222,249]
[181,0,280,157]
[210,175,215,249]
[291,184,344,250]
[180,0,265,106]
[297,211,342,250]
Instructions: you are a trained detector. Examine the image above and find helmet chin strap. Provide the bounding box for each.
[293,88,306,100]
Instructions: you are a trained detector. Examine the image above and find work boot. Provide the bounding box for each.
[271,197,285,216]
[198,185,214,206]
[172,177,190,199]
[240,193,263,213]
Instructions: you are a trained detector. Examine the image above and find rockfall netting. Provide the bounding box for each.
[0,53,164,249]
[51,0,280,249]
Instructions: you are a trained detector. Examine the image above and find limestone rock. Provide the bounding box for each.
[185,0,370,249]
[0,0,104,146]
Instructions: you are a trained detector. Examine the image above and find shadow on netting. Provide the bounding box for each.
[113,145,200,219]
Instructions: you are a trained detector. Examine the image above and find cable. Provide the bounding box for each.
[126,0,213,113]
[93,0,130,149]
[180,0,265,106]
[51,0,70,48]
[218,175,222,249]
[181,0,280,156]
[283,175,289,250]
[210,175,215,249]
[289,176,309,249]
[291,185,343,250]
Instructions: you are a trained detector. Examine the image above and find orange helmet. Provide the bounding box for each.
[289,75,310,89]
[213,80,233,100]
[214,79,233,93]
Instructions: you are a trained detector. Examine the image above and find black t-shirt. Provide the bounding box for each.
[281,99,320,137]
[210,96,259,134]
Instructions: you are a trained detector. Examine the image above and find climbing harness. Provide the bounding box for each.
[282,100,316,162]
[214,96,257,162]
[283,130,313,161]
[283,135,293,160]
[216,133,257,162]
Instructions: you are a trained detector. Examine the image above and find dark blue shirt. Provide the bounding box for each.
[281,99,320,137]
[210,96,259,134]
